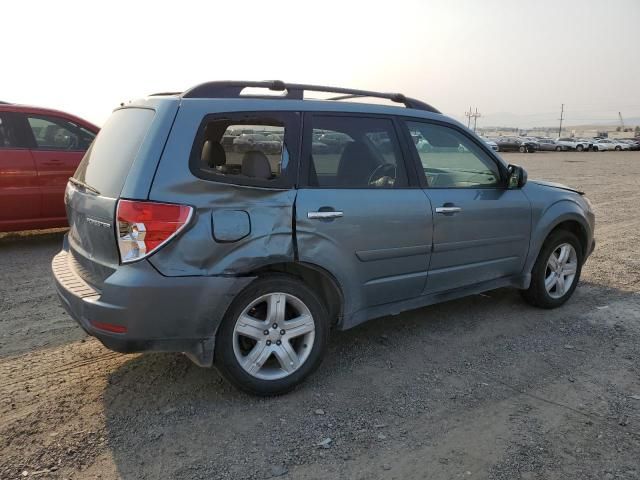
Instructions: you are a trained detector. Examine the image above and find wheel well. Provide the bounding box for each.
[250,262,343,325]
[548,220,588,257]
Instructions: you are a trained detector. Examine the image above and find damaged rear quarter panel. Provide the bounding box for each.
[148,183,296,276]
[147,100,296,277]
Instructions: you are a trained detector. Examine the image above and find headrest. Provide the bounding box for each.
[201,141,226,168]
[337,141,378,186]
[241,150,272,179]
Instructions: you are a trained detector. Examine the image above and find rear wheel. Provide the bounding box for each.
[615,146,621,151]
[555,146,562,151]
[576,144,584,152]
[593,146,599,152]
[215,275,329,395]
[519,145,526,153]
[522,230,583,308]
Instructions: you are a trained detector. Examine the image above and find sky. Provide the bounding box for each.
[2,0,639,128]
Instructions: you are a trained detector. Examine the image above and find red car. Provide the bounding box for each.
[0,102,98,232]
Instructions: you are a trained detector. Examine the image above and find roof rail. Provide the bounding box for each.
[180,80,441,113]
[0,100,11,104]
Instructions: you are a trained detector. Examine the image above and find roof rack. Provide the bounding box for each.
[178,80,440,113]
[0,101,11,104]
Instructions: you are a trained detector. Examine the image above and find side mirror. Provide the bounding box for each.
[508,164,527,189]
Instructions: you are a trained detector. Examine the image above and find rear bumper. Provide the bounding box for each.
[52,238,254,366]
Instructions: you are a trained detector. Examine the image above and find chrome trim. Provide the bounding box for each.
[435,206,462,214]
[307,211,344,219]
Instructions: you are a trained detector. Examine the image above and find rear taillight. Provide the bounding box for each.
[116,200,193,263]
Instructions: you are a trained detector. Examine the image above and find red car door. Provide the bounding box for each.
[0,112,40,232]
[25,115,95,220]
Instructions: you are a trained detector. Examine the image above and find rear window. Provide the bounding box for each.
[74,108,155,197]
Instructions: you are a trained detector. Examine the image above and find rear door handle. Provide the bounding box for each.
[308,211,344,219]
[435,206,462,214]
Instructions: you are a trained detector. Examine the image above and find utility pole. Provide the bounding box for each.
[618,112,625,131]
[464,107,481,131]
[558,104,565,138]
[472,107,481,132]
[465,106,473,128]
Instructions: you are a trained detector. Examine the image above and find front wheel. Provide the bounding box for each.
[555,146,562,151]
[519,145,526,153]
[215,275,329,395]
[576,145,584,152]
[593,146,599,152]
[615,146,621,151]
[522,231,583,308]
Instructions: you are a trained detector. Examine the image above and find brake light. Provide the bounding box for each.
[116,200,193,263]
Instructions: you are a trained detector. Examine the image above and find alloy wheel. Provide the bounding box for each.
[232,292,315,380]
[544,243,578,299]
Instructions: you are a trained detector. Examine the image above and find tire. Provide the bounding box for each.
[215,274,329,396]
[522,230,583,309]
[593,146,599,152]
[576,144,584,152]
[555,146,562,151]
[519,146,526,153]
[615,146,621,151]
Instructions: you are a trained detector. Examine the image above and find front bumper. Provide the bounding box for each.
[52,239,253,366]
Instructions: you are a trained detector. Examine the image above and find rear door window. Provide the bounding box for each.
[74,108,155,198]
[304,115,408,188]
[190,112,299,188]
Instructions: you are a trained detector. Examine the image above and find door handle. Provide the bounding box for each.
[308,211,344,219]
[435,206,462,214]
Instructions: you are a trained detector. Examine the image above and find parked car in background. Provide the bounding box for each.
[479,136,499,151]
[621,139,640,151]
[52,80,595,395]
[610,139,630,151]
[576,138,594,151]
[317,131,352,153]
[494,136,538,153]
[556,137,590,152]
[0,102,98,232]
[233,133,282,154]
[537,138,565,151]
[592,139,616,151]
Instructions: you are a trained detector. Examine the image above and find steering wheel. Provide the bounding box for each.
[368,163,396,187]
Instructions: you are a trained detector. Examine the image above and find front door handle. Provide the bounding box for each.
[435,206,462,214]
[308,211,344,219]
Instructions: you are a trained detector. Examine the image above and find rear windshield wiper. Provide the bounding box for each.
[68,177,100,195]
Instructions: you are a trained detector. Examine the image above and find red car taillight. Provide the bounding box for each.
[116,200,193,264]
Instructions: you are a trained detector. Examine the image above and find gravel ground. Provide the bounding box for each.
[1,151,639,480]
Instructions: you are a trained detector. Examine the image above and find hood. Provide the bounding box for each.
[530,179,584,195]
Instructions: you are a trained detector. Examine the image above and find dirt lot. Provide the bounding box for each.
[1,151,639,480]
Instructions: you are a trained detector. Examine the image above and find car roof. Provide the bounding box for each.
[124,79,457,124]
[0,102,99,132]
[126,95,456,130]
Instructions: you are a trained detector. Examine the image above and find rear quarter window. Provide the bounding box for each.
[190,111,300,189]
[74,108,155,198]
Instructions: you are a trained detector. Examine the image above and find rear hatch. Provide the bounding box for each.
[65,107,157,286]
